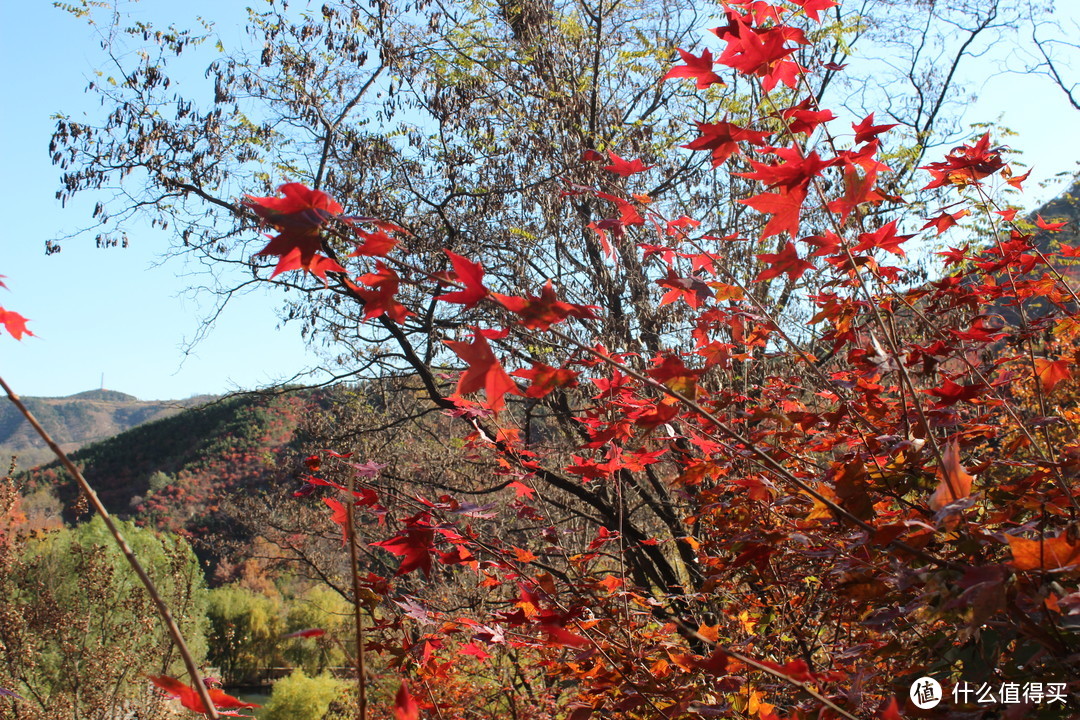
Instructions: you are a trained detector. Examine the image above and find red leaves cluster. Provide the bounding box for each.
[230,3,1080,718]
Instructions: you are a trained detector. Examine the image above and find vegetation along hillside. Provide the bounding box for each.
[0,389,214,470]
[19,388,346,565]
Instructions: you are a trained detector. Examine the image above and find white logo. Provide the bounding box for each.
[910,677,943,709]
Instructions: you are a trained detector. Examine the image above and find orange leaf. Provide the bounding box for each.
[1034,357,1072,393]
[1007,534,1080,571]
[929,441,973,511]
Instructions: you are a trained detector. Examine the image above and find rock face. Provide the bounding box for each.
[0,390,214,470]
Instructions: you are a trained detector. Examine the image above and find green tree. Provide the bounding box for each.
[206,583,286,686]
[262,670,348,720]
[0,502,208,720]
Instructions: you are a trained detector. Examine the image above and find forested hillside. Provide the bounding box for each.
[0,389,213,469]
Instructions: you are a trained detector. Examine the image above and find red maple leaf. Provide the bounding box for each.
[921,133,1005,189]
[921,209,968,235]
[717,21,806,91]
[460,641,493,661]
[826,166,884,223]
[603,151,655,177]
[852,113,898,144]
[778,97,836,134]
[324,497,349,546]
[393,681,420,720]
[435,250,489,308]
[148,675,260,716]
[246,183,347,280]
[755,240,814,282]
[657,270,713,308]
[683,120,770,166]
[494,282,598,330]
[354,262,412,323]
[1036,215,1068,232]
[0,308,31,340]
[513,362,579,398]
[372,523,436,577]
[736,147,832,193]
[851,220,912,257]
[662,47,725,88]
[444,331,520,410]
[929,441,974,511]
[245,182,343,220]
[1008,533,1080,571]
[350,227,400,257]
[927,378,988,406]
[793,0,839,22]
[740,187,807,238]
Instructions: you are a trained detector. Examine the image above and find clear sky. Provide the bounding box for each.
[1,1,1078,400]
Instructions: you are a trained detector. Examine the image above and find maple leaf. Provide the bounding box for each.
[354,262,412,323]
[258,242,346,281]
[662,47,725,88]
[793,0,839,22]
[827,166,884,223]
[513,362,579,398]
[148,675,259,716]
[247,183,347,280]
[736,147,832,193]
[283,628,326,638]
[1007,533,1080,571]
[929,441,974,511]
[435,250,489,308]
[507,480,535,499]
[852,113,898,144]
[1036,215,1068,232]
[717,21,807,91]
[580,149,604,162]
[921,133,1005,189]
[603,150,655,177]
[657,270,713,308]
[539,622,590,648]
[683,120,770,166]
[778,97,836,134]
[350,227,400,257]
[495,282,598,330]
[921,209,968,235]
[393,681,420,720]
[245,182,343,221]
[927,378,988,406]
[756,241,814,282]
[372,524,437,577]
[324,498,349,546]
[851,220,913,257]
[0,308,31,340]
[740,187,807,238]
[460,640,493,661]
[1034,357,1072,393]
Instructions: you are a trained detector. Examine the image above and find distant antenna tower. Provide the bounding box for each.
[100,372,105,391]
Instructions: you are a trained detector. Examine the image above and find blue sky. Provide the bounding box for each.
[1,1,1078,400]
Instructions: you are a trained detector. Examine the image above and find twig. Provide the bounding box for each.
[345,472,368,719]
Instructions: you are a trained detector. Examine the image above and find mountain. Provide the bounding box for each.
[0,389,216,471]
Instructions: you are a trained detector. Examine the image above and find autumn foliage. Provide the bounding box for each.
[10,0,1080,718]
